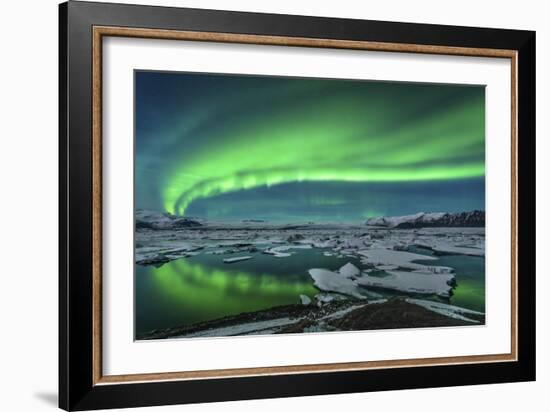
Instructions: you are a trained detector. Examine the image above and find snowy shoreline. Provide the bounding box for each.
[137,297,485,340]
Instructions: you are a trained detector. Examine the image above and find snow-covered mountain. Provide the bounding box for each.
[365,210,485,229]
[135,210,202,230]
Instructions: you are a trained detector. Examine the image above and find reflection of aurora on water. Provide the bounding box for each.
[135,72,485,220]
[135,255,318,334]
[135,243,486,337]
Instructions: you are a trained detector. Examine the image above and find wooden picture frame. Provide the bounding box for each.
[59,1,535,410]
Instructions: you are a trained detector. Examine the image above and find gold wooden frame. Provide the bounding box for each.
[91,26,518,386]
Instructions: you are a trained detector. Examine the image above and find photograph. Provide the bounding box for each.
[134,71,487,340]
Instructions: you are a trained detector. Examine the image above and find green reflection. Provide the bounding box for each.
[135,248,485,335]
[414,253,485,312]
[135,255,318,334]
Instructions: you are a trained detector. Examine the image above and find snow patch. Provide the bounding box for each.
[178,317,300,338]
[406,298,484,323]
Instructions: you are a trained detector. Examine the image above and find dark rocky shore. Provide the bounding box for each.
[137,297,485,340]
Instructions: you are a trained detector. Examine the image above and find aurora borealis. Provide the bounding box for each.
[135,71,485,221]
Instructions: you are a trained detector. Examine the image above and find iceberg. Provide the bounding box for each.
[356,270,456,298]
[339,262,360,278]
[263,244,312,258]
[308,269,368,299]
[300,294,312,305]
[357,248,452,272]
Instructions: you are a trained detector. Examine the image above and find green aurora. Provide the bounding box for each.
[135,72,485,221]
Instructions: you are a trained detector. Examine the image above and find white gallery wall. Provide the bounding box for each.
[0,0,547,411]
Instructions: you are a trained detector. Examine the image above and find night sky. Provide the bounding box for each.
[135,71,485,222]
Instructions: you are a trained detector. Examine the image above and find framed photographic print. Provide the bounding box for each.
[59,1,536,410]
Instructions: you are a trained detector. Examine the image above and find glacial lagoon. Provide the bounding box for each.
[135,238,485,337]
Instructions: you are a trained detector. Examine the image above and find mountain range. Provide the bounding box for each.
[365,210,485,229]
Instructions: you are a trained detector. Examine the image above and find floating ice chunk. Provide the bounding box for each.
[274,245,312,252]
[300,294,312,305]
[263,244,311,258]
[339,262,360,278]
[165,251,200,259]
[315,292,346,304]
[376,264,399,271]
[135,242,202,265]
[308,269,368,299]
[412,267,453,274]
[266,251,292,258]
[136,253,171,266]
[313,240,336,248]
[208,250,228,255]
[357,248,451,272]
[430,242,485,257]
[356,270,456,298]
[223,256,253,264]
[406,298,484,323]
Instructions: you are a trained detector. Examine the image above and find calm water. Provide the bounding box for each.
[135,247,485,336]
[409,246,486,312]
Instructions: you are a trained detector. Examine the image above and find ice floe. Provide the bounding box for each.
[308,269,368,299]
[223,256,253,264]
[339,262,360,278]
[300,294,312,305]
[357,248,451,272]
[263,244,312,258]
[356,270,456,298]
